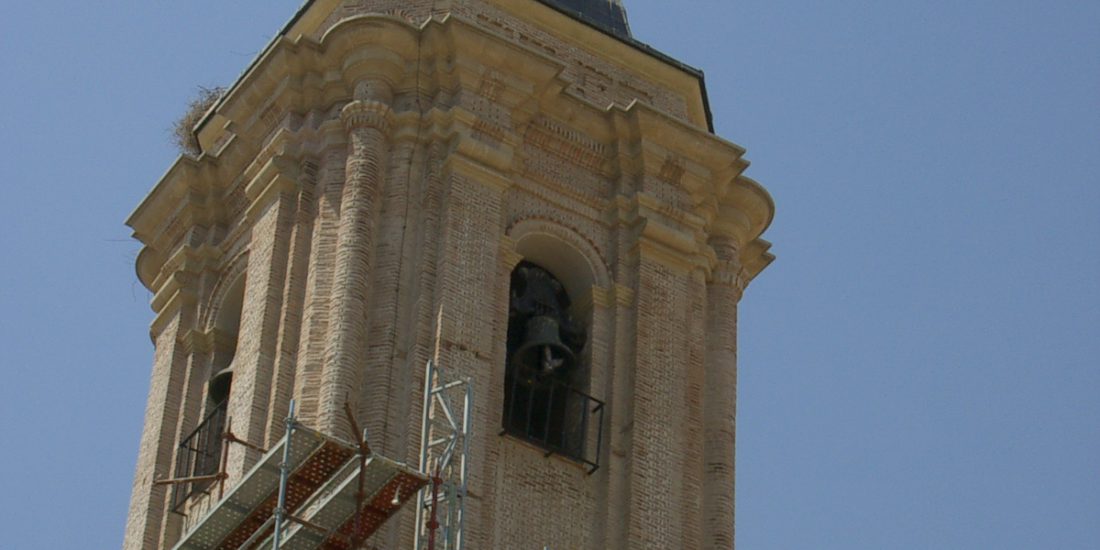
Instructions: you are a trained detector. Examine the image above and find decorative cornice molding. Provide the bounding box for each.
[149,286,197,339]
[243,155,301,222]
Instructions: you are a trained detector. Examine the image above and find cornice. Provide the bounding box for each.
[182,327,238,355]
[711,174,775,246]
[130,8,776,300]
[149,285,197,340]
[273,1,708,131]
[243,155,302,223]
[611,193,712,275]
[485,0,710,130]
[740,237,775,284]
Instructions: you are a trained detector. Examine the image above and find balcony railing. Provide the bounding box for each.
[171,400,228,512]
[502,375,605,473]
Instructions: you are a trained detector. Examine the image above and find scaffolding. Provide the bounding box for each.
[414,359,472,550]
[159,332,473,550]
[162,401,428,550]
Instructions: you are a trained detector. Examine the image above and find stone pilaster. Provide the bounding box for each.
[627,254,693,548]
[394,140,449,550]
[611,190,712,548]
[225,175,298,480]
[159,338,212,546]
[293,149,347,427]
[587,283,624,548]
[603,281,637,548]
[123,300,194,550]
[681,267,709,549]
[264,158,320,445]
[433,156,510,548]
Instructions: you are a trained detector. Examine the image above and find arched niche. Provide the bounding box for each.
[208,273,246,406]
[502,219,609,464]
[509,220,610,320]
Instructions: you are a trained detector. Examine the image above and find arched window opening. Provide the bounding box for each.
[171,274,244,513]
[503,261,595,464]
[208,275,245,408]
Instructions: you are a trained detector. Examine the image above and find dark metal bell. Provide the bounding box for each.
[513,315,575,377]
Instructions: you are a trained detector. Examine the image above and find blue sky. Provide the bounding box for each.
[0,1,1096,548]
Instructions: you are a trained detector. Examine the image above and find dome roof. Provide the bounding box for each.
[539,0,632,39]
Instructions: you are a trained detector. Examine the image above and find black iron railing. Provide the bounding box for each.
[171,401,227,512]
[502,375,605,473]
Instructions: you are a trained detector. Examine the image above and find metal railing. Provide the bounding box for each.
[171,400,228,512]
[502,375,605,473]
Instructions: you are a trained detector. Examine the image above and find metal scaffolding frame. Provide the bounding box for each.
[156,408,270,514]
[414,359,472,550]
[167,400,427,550]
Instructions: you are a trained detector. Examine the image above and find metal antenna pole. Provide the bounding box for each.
[416,359,435,550]
[456,379,472,550]
[272,400,297,550]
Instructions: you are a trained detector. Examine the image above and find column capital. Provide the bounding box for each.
[709,263,749,296]
[708,236,750,296]
[341,99,393,133]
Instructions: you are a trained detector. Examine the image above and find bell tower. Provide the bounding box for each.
[123,1,774,549]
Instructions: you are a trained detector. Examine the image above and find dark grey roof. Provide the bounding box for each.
[538,0,632,39]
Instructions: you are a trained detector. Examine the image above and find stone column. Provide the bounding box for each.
[319,80,394,437]
[702,236,746,549]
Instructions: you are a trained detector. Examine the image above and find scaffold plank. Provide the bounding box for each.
[257,455,428,550]
[172,427,356,550]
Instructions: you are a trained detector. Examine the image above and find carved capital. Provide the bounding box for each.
[710,260,749,296]
[341,99,393,133]
[709,236,740,263]
[707,236,748,295]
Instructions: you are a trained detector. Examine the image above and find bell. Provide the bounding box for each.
[513,315,575,377]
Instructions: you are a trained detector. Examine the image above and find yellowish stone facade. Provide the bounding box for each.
[124,1,774,548]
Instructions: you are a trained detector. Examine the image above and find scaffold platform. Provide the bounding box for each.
[171,422,426,550]
[252,456,426,549]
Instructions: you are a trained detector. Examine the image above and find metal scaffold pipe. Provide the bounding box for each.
[272,400,297,549]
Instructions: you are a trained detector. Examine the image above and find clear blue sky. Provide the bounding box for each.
[0,1,1096,548]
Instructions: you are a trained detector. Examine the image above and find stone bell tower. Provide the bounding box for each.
[123,1,774,549]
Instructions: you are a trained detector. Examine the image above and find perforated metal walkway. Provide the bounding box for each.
[172,425,426,550]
